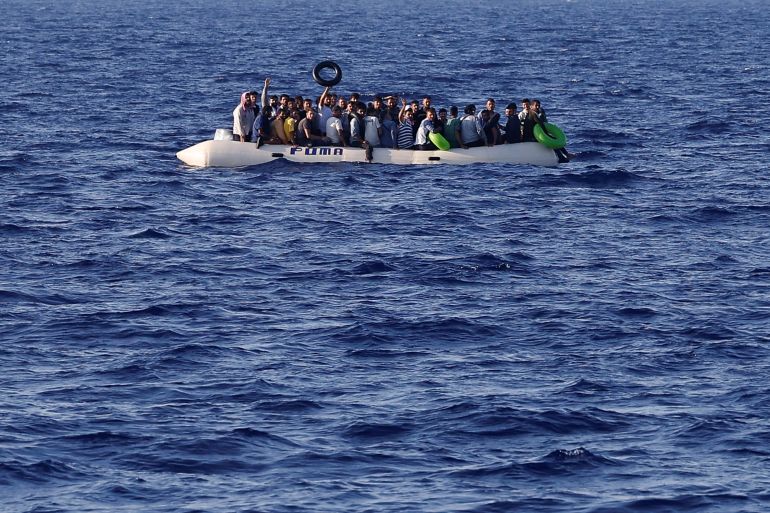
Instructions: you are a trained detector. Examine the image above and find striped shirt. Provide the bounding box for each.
[397,120,414,149]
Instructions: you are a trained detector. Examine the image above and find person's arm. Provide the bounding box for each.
[454,124,463,148]
[261,78,271,110]
[458,118,467,149]
[398,98,407,123]
[318,86,331,111]
[477,118,488,146]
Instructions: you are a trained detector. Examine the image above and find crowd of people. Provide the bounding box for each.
[232,78,552,153]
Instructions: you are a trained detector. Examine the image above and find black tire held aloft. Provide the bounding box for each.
[312,61,342,87]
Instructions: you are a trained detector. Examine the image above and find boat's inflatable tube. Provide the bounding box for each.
[312,61,342,87]
[176,137,561,168]
[429,132,451,151]
[534,123,567,149]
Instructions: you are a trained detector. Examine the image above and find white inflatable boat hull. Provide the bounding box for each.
[177,138,560,168]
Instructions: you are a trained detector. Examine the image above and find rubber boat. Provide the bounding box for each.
[178,60,567,168]
[177,129,564,168]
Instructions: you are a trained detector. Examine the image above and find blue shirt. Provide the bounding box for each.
[251,114,271,142]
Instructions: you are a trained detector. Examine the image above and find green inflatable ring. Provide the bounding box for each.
[534,123,567,149]
[429,132,451,151]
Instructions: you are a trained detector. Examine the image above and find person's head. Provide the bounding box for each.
[426,107,436,121]
[486,98,496,111]
[480,109,490,121]
[386,96,397,108]
[262,105,273,117]
[287,98,296,110]
[248,91,258,104]
[449,105,458,117]
[403,108,414,122]
[323,94,333,106]
[532,99,541,110]
[464,104,477,115]
[373,96,382,109]
[332,106,342,117]
[337,97,347,109]
[303,98,312,110]
[269,95,278,106]
[505,103,517,116]
[438,108,447,120]
[279,94,289,106]
[422,95,432,108]
[356,101,366,116]
[241,92,251,107]
[410,100,419,111]
[278,108,288,118]
[521,98,530,110]
[367,106,378,117]
[295,95,304,106]
[305,109,315,120]
[349,92,360,103]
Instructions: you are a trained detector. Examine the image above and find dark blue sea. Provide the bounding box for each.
[3,0,770,511]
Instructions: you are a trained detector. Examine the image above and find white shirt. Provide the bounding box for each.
[233,106,255,137]
[326,116,344,144]
[364,116,381,146]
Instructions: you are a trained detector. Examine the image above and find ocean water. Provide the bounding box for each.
[2,0,770,511]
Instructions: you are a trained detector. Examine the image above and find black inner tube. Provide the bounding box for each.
[312,61,342,87]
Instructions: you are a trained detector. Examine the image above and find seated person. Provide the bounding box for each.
[397,108,415,149]
[414,108,438,150]
[325,106,346,146]
[503,103,521,143]
[295,109,329,146]
[459,105,486,148]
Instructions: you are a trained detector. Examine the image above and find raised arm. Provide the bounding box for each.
[318,86,331,112]
[261,77,271,110]
[398,98,407,123]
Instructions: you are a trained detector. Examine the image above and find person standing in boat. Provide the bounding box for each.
[459,104,487,148]
[414,107,439,151]
[233,92,255,142]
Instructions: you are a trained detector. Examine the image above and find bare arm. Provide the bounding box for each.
[318,86,331,111]
[398,98,407,123]
[261,77,271,110]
